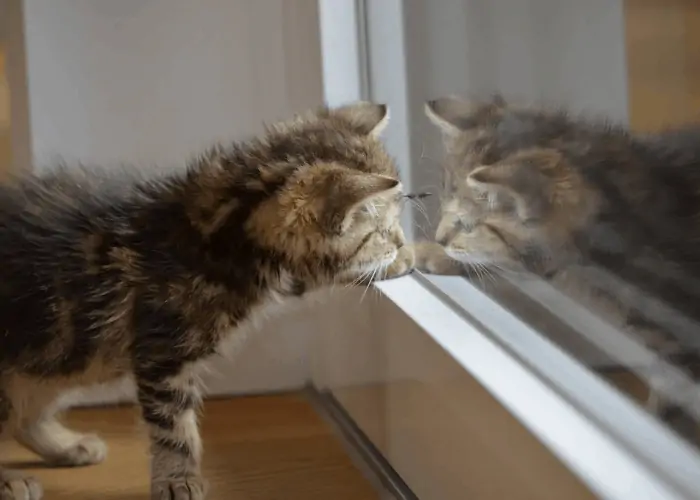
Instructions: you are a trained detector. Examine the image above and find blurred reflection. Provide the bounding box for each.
[413,0,700,446]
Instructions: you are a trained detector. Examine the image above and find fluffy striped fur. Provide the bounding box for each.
[0,102,413,500]
[419,95,700,440]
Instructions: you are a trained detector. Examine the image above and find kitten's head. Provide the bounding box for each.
[233,101,407,284]
[425,95,600,274]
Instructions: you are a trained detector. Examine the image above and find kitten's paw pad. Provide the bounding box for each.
[0,474,43,500]
[382,245,416,280]
[151,477,207,500]
[50,434,108,467]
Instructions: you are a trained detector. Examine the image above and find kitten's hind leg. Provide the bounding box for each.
[0,385,43,500]
[14,396,107,467]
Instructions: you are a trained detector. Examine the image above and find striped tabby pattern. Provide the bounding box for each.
[0,102,412,500]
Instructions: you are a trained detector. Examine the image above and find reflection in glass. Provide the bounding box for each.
[411,0,700,447]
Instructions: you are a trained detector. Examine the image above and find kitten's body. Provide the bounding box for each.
[0,102,413,500]
[421,96,700,438]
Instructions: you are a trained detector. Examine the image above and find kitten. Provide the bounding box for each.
[419,95,700,435]
[0,101,413,500]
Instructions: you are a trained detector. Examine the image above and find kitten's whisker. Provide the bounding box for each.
[472,263,483,284]
[409,198,430,218]
[416,222,431,240]
[346,268,372,288]
[493,264,521,278]
[407,198,431,226]
[475,264,487,287]
[360,267,379,302]
[480,263,498,286]
[355,269,374,287]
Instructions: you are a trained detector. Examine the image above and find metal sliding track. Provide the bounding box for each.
[305,385,419,500]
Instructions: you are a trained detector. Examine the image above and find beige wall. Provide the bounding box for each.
[0,48,10,172]
[625,0,700,131]
[3,0,32,177]
[1,0,11,173]
[0,50,8,129]
[13,0,324,399]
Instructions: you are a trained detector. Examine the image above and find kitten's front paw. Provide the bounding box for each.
[48,434,108,467]
[382,245,416,280]
[0,473,43,500]
[152,476,208,500]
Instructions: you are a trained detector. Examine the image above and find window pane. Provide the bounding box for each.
[398,0,700,450]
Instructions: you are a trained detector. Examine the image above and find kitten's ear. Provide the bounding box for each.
[425,96,475,135]
[425,94,507,135]
[323,173,400,233]
[332,101,390,137]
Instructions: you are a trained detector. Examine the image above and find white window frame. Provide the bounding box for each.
[316,1,700,499]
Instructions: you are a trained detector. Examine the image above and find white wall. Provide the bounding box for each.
[412,0,628,120]
[22,0,323,167]
[15,0,324,398]
[317,0,365,107]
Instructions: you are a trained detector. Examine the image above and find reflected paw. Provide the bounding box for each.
[413,241,463,275]
[0,473,43,500]
[151,477,207,500]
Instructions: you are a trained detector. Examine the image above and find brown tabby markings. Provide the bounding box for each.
[0,102,411,500]
[421,94,700,440]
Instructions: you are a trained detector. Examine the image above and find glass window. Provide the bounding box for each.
[367,0,700,457]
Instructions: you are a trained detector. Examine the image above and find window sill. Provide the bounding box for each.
[312,273,700,500]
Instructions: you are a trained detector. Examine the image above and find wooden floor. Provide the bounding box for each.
[1,394,383,500]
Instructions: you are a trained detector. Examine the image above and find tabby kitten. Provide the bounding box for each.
[419,95,700,431]
[0,102,413,500]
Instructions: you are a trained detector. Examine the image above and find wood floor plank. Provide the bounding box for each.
[0,394,381,500]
